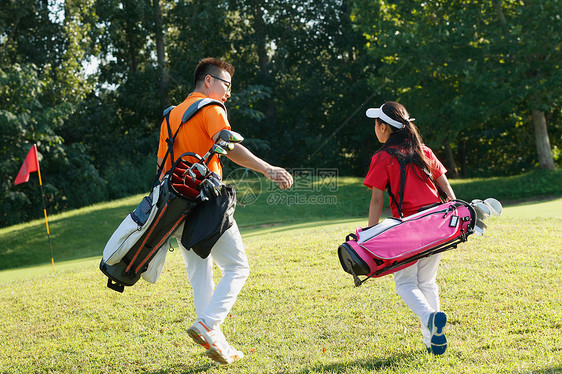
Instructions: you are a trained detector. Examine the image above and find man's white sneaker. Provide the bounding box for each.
[187,319,216,350]
[206,339,244,365]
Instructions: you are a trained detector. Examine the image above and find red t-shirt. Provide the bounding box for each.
[364,145,447,218]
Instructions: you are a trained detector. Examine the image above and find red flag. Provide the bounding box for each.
[14,145,40,185]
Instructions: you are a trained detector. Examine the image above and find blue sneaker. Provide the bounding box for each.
[427,311,447,355]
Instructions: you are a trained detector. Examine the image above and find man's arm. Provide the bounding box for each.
[225,143,293,190]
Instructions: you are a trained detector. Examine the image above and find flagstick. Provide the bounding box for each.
[37,167,55,273]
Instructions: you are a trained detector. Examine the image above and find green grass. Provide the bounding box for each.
[1,217,561,373]
[0,171,561,373]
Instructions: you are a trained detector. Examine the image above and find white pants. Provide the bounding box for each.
[393,253,442,347]
[173,221,250,330]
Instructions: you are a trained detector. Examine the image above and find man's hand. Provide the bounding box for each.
[265,166,293,190]
[226,143,293,190]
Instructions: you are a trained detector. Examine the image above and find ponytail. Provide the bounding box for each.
[375,102,432,180]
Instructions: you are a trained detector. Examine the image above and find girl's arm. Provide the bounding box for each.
[435,174,456,200]
[368,188,385,226]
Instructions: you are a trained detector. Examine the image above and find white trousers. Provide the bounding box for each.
[393,253,442,347]
[173,221,250,330]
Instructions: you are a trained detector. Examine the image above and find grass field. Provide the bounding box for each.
[0,172,561,373]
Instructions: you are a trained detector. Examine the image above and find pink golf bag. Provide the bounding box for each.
[338,200,477,286]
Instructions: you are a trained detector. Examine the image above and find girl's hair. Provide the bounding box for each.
[376,101,432,179]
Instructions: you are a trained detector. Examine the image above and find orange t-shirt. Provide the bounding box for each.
[157,93,230,176]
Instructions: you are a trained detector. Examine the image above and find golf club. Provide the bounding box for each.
[201,129,244,164]
[200,178,221,199]
[472,202,491,220]
[191,163,208,178]
[484,198,503,216]
[182,168,197,183]
[474,218,487,236]
[217,129,244,143]
[184,131,245,201]
[199,187,209,201]
[202,144,227,164]
[217,140,235,151]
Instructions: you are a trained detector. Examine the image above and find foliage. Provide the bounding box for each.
[349,0,562,175]
[222,0,374,171]
[0,63,95,226]
[1,0,561,227]
[0,0,101,227]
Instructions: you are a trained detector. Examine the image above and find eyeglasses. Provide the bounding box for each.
[209,75,231,93]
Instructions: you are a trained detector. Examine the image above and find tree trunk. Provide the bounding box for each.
[492,1,508,31]
[123,0,137,73]
[152,0,169,108]
[531,109,556,170]
[253,4,275,124]
[441,140,459,178]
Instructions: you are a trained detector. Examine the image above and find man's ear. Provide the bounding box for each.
[202,75,209,88]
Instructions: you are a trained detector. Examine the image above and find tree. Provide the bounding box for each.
[350,0,473,176]
[0,0,103,227]
[486,0,561,170]
[152,0,169,108]
[0,63,107,227]
[225,0,373,171]
[349,0,561,175]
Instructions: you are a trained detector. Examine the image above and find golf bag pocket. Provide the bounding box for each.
[181,184,236,259]
[103,183,161,265]
[130,193,154,225]
[140,243,169,283]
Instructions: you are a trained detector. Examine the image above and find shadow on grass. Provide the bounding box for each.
[144,350,431,374]
[0,203,136,271]
[148,363,215,374]
[298,350,426,373]
[521,368,562,374]
[500,194,562,206]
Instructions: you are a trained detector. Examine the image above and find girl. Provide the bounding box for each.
[363,101,456,355]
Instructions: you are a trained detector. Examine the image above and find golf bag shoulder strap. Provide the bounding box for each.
[382,147,407,218]
[179,98,226,127]
[382,147,448,218]
[156,99,226,180]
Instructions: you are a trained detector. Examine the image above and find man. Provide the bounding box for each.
[156,57,293,365]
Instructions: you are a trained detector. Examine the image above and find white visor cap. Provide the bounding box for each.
[366,105,405,129]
